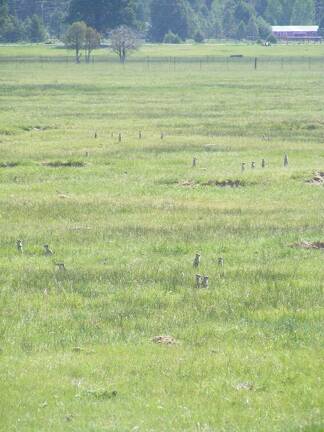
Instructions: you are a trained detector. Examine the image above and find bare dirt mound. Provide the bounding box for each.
[291,241,324,250]
[179,179,245,188]
[234,382,254,391]
[201,179,244,188]
[43,161,85,168]
[306,171,324,186]
[152,335,177,345]
[0,162,20,168]
[180,180,197,187]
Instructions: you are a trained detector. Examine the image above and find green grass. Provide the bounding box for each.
[1,41,324,58]
[0,45,323,431]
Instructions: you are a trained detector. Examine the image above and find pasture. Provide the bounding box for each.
[1,41,324,58]
[0,44,323,431]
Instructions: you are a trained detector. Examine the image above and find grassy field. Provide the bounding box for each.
[0,45,323,431]
[1,41,324,58]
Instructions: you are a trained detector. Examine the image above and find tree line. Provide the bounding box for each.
[1,0,324,43]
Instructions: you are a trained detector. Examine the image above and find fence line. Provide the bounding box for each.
[0,55,324,68]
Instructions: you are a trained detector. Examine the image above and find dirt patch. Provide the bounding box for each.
[84,389,117,400]
[179,179,245,188]
[43,161,86,168]
[201,179,244,188]
[306,171,324,186]
[23,125,55,132]
[152,335,177,345]
[0,162,20,168]
[72,346,95,354]
[291,241,324,250]
[180,180,197,187]
[69,225,92,231]
[234,382,254,391]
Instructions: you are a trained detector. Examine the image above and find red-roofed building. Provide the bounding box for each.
[272,26,320,41]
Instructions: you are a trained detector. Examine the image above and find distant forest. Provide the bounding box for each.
[1,0,324,42]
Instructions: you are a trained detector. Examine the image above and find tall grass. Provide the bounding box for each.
[0,49,323,431]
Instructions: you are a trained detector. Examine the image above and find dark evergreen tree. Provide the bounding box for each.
[246,16,259,39]
[49,10,67,38]
[291,0,314,25]
[5,15,24,41]
[68,0,137,33]
[0,0,320,43]
[236,20,246,39]
[234,1,253,24]
[223,5,236,38]
[0,0,18,41]
[315,0,324,22]
[264,0,283,24]
[150,0,190,41]
[319,14,324,35]
[280,0,296,25]
[0,0,9,35]
[209,0,223,37]
[255,0,268,16]
[26,14,47,41]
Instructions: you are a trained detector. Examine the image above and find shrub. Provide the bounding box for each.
[163,30,182,44]
[267,34,277,44]
[193,30,204,43]
[257,16,271,40]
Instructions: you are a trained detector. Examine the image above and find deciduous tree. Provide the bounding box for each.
[84,27,101,63]
[110,25,141,63]
[64,21,87,63]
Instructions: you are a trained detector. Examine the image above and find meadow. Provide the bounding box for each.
[1,40,324,58]
[0,44,323,432]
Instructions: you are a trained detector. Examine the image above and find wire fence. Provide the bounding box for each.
[1,55,324,70]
